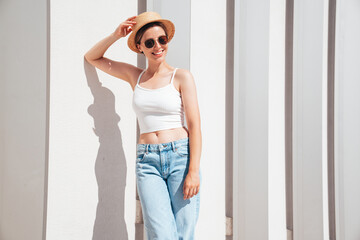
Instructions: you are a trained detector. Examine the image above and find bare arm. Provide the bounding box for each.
[177,69,202,200]
[84,16,141,87]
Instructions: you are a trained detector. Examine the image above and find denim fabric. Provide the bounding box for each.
[136,137,201,240]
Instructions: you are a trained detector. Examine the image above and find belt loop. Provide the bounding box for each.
[145,144,149,154]
[171,141,175,152]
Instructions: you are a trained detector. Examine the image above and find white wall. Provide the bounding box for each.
[292,0,325,239]
[233,0,270,239]
[335,0,360,239]
[269,0,287,239]
[0,0,48,239]
[190,1,227,239]
[46,1,137,239]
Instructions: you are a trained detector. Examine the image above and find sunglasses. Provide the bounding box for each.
[143,35,168,49]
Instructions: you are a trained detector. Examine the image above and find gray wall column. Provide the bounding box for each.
[334,0,360,239]
[233,0,270,239]
[0,0,49,239]
[292,0,325,239]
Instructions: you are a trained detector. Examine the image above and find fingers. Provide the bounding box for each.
[124,16,137,26]
[183,186,190,200]
[121,23,135,29]
[124,20,136,25]
[117,19,136,37]
[194,186,200,195]
[183,185,200,200]
[182,172,200,200]
[126,16,137,21]
[122,20,136,31]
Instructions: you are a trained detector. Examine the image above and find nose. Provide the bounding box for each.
[154,39,162,49]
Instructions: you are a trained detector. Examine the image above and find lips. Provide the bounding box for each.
[152,49,164,56]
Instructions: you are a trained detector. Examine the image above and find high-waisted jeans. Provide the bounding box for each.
[136,137,201,240]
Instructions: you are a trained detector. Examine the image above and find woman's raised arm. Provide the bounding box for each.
[84,16,141,87]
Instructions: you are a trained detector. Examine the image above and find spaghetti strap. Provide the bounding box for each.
[170,68,178,83]
[137,69,146,84]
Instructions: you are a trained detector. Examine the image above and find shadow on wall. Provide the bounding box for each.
[84,60,129,240]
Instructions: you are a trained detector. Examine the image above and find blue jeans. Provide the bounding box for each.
[136,137,201,240]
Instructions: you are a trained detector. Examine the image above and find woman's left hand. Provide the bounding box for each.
[183,170,200,200]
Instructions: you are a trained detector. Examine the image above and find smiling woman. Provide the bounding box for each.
[84,11,202,240]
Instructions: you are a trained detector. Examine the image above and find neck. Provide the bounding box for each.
[146,61,171,75]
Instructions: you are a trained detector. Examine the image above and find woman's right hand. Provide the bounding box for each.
[113,16,137,38]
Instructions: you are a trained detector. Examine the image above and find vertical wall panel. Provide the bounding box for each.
[335,0,360,239]
[269,0,287,239]
[47,1,137,239]
[225,0,235,239]
[327,0,337,239]
[285,0,294,237]
[191,0,227,239]
[233,0,270,239]
[322,0,330,239]
[292,0,325,239]
[0,0,49,239]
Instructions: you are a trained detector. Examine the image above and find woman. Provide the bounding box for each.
[84,12,202,239]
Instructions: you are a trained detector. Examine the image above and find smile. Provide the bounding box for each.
[152,50,164,56]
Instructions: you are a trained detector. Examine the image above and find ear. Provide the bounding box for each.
[136,43,143,53]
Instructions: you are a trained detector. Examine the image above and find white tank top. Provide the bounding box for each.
[132,68,186,134]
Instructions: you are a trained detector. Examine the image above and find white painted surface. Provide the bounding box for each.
[292,0,325,239]
[190,1,226,239]
[233,0,270,239]
[46,1,137,239]
[335,0,360,239]
[322,0,330,238]
[269,0,287,239]
[0,0,48,239]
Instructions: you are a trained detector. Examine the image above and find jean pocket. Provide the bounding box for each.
[175,145,189,157]
[136,149,148,163]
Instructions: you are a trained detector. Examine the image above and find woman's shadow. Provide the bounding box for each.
[84,60,128,240]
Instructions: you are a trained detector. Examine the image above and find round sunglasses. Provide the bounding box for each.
[143,35,168,49]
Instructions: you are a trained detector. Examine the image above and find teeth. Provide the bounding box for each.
[153,50,163,55]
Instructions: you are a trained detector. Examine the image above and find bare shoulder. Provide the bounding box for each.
[175,68,194,81]
[174,68,196,94]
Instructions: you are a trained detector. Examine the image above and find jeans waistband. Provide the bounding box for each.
[137,137,189,153]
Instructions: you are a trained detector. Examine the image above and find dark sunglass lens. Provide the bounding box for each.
[159,36,168,45]
[144,39,155,48]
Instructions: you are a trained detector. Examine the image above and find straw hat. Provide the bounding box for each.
[127,11,175,53]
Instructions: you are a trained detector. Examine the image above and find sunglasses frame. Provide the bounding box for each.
[143,35,168,49]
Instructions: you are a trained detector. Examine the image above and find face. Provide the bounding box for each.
[137,26,168,61]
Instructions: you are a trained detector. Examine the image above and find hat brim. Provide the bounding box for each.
[127,19,175,53]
